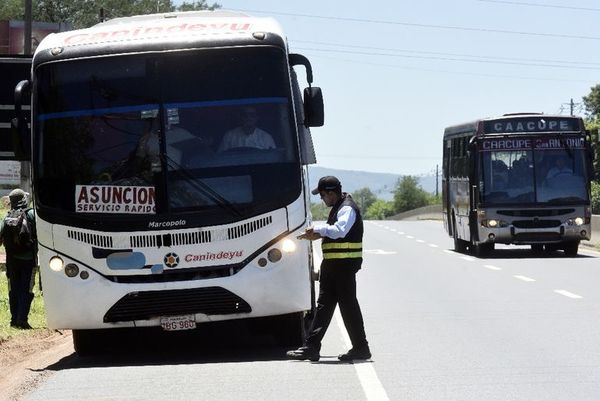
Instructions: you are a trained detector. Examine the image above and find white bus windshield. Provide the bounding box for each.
[480,136,589,205]
[34,47,300,221]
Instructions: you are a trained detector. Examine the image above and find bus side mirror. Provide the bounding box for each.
[289,53,325,127]
[12,80,31,160]
[304,87,324,127]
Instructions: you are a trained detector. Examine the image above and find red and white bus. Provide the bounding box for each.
[443,113,593,257]
[13,10,324,354]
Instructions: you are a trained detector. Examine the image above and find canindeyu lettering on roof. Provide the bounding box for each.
[63,22,253,45]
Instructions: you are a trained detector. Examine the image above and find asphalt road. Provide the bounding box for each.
[25,220,600,401]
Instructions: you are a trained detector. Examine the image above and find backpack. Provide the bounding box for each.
[2,208,34,254]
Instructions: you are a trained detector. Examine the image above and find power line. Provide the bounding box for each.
[291,39,600,67]
[295,46,600,71]
[477,0,600,12]
[301,52,592,83]
[232,8,600,41]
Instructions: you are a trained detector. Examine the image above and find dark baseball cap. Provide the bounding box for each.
[311,176,342,195]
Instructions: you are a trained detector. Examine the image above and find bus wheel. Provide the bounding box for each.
[531,244,544,254]
[274,312,306,347]
[452,218,468,253]
[73,329,102,356]
[474,242,494,257]
[563,241,580,257]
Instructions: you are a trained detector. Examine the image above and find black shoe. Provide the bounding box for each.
[16,321,33,330]
[286,346,320,362]
[338,346,371,361]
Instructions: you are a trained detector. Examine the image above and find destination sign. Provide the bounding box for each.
[483,117,579,134]
[480,137,585,152]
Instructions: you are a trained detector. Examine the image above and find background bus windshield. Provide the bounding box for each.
[480,136,588,205]
[35,47,300,221]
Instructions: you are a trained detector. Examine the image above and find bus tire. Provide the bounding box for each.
[563,241,579,257]
[531,244,544,254]
[72,329,101,356]
[274,312,306,347]
[474,242,494,257]
[452,216,468,253]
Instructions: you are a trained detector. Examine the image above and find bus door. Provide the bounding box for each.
[468,137,480,242]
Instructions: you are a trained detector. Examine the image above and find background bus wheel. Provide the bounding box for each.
[530,244,544,254]
[563,241,580,257]
[473,242,494,257]
[452,218,468,253]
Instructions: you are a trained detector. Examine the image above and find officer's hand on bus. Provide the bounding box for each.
[297,227,321,241]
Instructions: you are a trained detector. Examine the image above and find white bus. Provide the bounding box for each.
[442,113,593,257]
[12,10,324,354]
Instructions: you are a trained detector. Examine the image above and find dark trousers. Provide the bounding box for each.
[6,258,36,325]
[305,262,368,350]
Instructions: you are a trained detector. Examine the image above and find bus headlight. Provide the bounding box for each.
[49,256,64,272]
[64,263,79,278]
[481,219,508,228]
[566,217,585,226]
[267,248,283,263]
[281,238,297,253]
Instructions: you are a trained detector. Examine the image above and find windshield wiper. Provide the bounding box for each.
[163,155,243,219]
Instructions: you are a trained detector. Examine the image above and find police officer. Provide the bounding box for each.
[0,189,36,329]
[287,176,371,362]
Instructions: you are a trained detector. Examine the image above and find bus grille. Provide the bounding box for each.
[67,230,113,248]
[513,232,562,242]
[512,220,561,229]
[66,216,273,249]
[498,209,574,217]
[103,287,252,323]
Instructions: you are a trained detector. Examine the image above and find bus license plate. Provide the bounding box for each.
[160,315,196,331]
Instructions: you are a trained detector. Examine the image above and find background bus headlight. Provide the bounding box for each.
[481,219,508,228]
[566,217,585,226]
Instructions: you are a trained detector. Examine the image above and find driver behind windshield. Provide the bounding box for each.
[217,106,276,151]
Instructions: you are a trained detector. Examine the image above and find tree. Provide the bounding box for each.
[583,84,600,121]
[365,200,394,220]
[392,176,430,213]
[1,0,220,30]
[351,187,376,215]
[310,202,329,221]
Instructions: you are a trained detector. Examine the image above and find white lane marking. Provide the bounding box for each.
[460,256,475,262]
[429,244,439,248]
[397,232,405,235]
[364,249,397,255]
[484,264,502,271]
[554,289,583,299]
[416,239,425,243]
[335,308,390,401]
[513,275,536,282]
[406,235,414,239]
[315,252,388,401]
[443,250,454,255]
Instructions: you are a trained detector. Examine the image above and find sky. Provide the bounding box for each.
[200,0,599,176]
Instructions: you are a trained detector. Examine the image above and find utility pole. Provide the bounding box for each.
[21,0,33,194]
[561,98,582,116]
[24,0,32,54]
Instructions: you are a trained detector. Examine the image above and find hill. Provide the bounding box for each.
[307,166,438,201]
